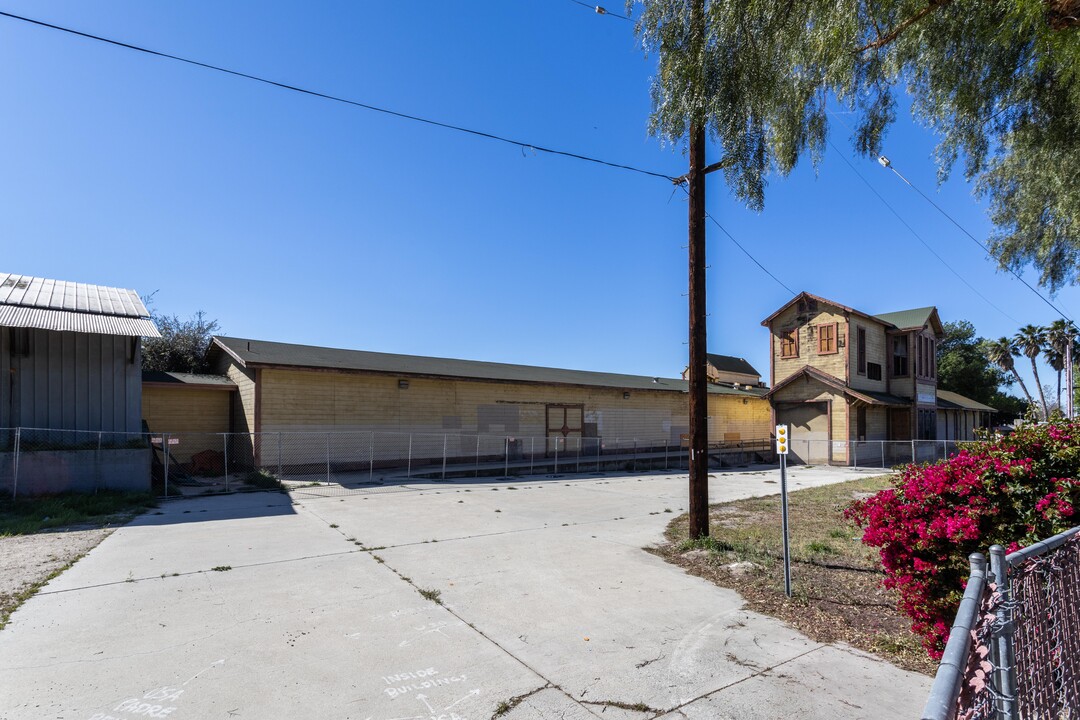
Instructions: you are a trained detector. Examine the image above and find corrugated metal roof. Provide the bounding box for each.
[212,336,768,397]
[936,389,996,412]
[142,370,236,388]
[706,353,761,378]
[0,306,160,337]
[0,273,149,317]
[0,272,159,337]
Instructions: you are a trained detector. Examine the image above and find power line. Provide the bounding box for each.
[565,0,631,20]
[825,138,1021,325]
[876,156,1073,323]
[676,186,795,295]
[0,9,672,182]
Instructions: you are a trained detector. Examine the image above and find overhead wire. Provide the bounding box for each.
[877,156,1073,323]
[677,185,796,295]
[565,0,631,20]
[825,138,1021,325]
[0,9,672,182]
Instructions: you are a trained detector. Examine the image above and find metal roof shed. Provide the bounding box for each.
[0,272,160,433]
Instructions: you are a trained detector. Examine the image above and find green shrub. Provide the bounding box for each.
[846,419,1080,658]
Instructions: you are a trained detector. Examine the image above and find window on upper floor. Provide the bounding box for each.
[857,327,866,375]
[780,328,798,358]
[818,323,838,354]
[867,362,882,381]
[892,336,909,377]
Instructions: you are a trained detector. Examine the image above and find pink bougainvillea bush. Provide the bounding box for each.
[846,419,1080,659]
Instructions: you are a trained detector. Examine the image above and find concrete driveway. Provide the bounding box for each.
[0,466,930,720]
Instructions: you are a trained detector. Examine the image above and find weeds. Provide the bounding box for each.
[417,588,442,604]
[0,492,156,536]
[211,565,232,572]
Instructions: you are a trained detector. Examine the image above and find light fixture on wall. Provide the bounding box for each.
[398,379,409,389]
[623,392,630,399]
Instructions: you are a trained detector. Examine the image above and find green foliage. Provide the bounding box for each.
[141,305,220,374]
[242,470,284,491]
[0,491,156,536]
[847,418,1080,657]
[630,0,1080,287]
[937,321,1007,405]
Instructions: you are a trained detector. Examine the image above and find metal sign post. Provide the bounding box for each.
[776,424,792,598]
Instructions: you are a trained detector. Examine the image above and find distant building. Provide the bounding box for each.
[761,292,994,464]
[200,336,772,467]
[681,353,766,389]
[1,272,159,432]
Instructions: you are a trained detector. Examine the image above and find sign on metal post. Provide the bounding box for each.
[776,424,792,598]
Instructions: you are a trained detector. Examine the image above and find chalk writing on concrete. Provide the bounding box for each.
[398,621,464,647]
[369,605,433,623]
[86,687,184,719]
[381,667,469,700]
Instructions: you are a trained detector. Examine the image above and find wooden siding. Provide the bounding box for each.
[847,321,889,393]
[0,327,141,432]
[210,363,772,444]
[769,303,848,387]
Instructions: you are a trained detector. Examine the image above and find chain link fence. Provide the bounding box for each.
[922,526,1080,720]
[1,426,984,498]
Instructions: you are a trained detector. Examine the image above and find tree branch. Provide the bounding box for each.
[853,0,952,54]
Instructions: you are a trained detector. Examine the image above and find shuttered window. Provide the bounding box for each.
[818,323,838,354]
[857,327,866,375]
[780,328,798,358]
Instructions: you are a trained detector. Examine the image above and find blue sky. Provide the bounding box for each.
[1,1,1075,396]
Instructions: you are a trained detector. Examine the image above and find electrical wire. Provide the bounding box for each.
[676,186,796,295]
[826,138,1021,325]
[878,158,1073,323]
[566,0,631,20]
[0,10,671,182]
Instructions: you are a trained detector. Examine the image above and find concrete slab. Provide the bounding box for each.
[0,466,929,720]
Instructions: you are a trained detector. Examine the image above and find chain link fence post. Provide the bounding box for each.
[369,431,375,483]
[12,427,20,499]
[163,433,170,497]
[529,437,535,476]
[407,434,413,479]
[474,435,480,478]
[442,434,447,480]
[554,436,559,474]
[278,432,283,478]
[223,433,230,492]
[664,437,669,471]
[989,544,1018,720]
[504,436,509,478]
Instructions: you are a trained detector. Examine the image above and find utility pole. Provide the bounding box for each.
[686,0,709,539]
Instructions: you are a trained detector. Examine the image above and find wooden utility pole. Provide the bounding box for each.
[686,0,709,540]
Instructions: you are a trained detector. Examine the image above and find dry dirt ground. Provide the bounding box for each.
[0,526,117,628]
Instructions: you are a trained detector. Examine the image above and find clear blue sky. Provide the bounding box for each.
[2,1,1075,397]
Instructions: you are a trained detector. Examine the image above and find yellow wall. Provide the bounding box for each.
[141,386,233,462]
[256,366,770,442]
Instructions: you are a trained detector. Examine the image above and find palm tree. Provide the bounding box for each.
[1044,320,1073,410]
[1015,325,1049,419]
[984,336,1035,409]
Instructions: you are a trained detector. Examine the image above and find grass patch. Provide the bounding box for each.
[0,491,156,536]
[649,474,934,675]
[211,565,232,572]
[242,470,285,491]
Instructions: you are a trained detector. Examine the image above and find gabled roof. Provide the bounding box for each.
[761,292,943,337]
[936,389,996,413]
[760,291,886,327]
[766,366,908,406]
[706,353,761,378]
[142,370,237,390]
[211,336,768,397]
[874,306,944,335]
[0,272,159,337]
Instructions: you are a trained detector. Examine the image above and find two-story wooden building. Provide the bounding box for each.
[761,292,992,464]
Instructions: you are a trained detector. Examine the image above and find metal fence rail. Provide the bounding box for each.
[1,426,985,498]
[922,525,1080,720]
